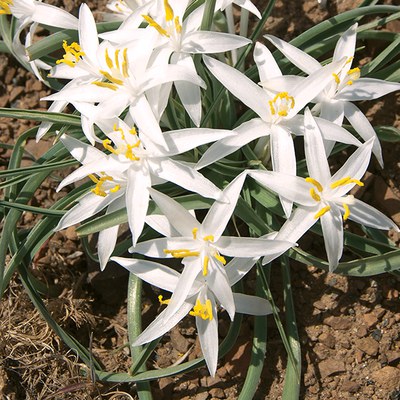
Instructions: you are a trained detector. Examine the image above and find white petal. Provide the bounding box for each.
[254,42,282,81]
[320,204,343,271]
[203,55,270,120]
[98,224,119,271]
[347,199,399,232]
[196,119,269,170]
[202,172,247,239]
[336,78,400,101]
[126,164,151,245]
[78,4,99,62]
[148,187,200,236]
[145,214,180,237]
[333,24,357,66]
[319,100,345,126]
[182,31,251,54]
[36,100,68,141]
[343,102,383,167]
[60,134,104,164]
[233,293,272,315]
[130,237,197,257]
[225,257,258,285]
[303,108,331,185]
[263,34,321,75]
[248,170,315,206]
[32,3,78,29]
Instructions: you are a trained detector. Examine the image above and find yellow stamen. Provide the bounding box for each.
[203,255,209,276]
[192,227,198,240]
[332,73,340,84]
[142,14,170,37]
[305,177,323,193]
[88,174,99,183]
[99,70,124,85]
[174,16,182,33]
[125,145,140,161]
[214,253,226,265]
[0,0,12,14]
[314,205,331,219]
[56,41,85,67]
[164,0,174,21]
[105,48,114,69]
[330,176,363,189]
[343,203,350,221]
[129,127,137,135]
[189,299,213,320]
[91,175,113,197]
[203,235,214,242]
[115,49,121,70]
[92,81,118,91]
[122,48,129,78]
[163,249,200,258]
[158,295,170,305]
[310,188,321,202]
[346,67,360,86]
[103,139,118,155]
[345,56,354,65]
[268,92,295,118]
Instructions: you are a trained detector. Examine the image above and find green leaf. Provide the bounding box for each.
[0,108,81,125]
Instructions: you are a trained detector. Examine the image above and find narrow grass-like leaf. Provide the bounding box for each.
[0,108,81,125]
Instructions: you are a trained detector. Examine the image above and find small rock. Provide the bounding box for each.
[355,349,364,363]
[341,380,360,393]
[170,327,189,353]
[355,337,379,356]
[318,358,346,379]
[363,313,378,328]
[371,366,400,391]
[9,86,24,102]
[65,226,78,241]
[356,326,368,338]
[195,392,209,400]
[387,351,400,364]
[209,388,224,398]
[318,332,335,349]
[371,328,382,341]
[374,308,386,319]
[323,316,352,330]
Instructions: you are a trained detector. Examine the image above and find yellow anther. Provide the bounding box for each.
[164,0,174,21]
[105,48,114,69]
[203,255,209,276]
[88,174,99,183]
[332,73,340,84]
[305,177,323,193]
[203,235,214,242]
[125,145,140,161]
[310,188,321,202]
[142,14,170,37]
[122,48,129,78]
[314,205,331,219]
[110,184,121,193]
[100,70,124,85]
[56,41,85,67]
[158,295,170,305]
[174,16,182,33]
[268,92,295,118]
[0,0,12,14]
[346,67,360,86]
[192,227,198,240]
[345,56,354,65]
[214,253,226,265]
[330,176,363,189]
[115,49,121,70]
[92,81,118,91]
[102,139,118,155]
[343,203,350,221]
[91,175,113,197]
[189,299,213,320]
[163,249,200,258]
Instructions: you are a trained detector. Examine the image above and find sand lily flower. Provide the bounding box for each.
[129,173,294,322]
[216,0,261,18]
[105,0,157,21]
[112,254,273,376]
[248,109,399,270]
[264,24,400,167]
[102,0,251,126]
[56,119,234,268]
[198,48,360,216]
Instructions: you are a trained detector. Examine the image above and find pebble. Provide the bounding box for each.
[209,388,224,398]
[341,380,361,393]
[318,358,346,379]
[371,366,400,391]
[363,313,379,328]
[318,332,336,349]
[170,327,189,353]
[355,337,379,356]
[323,316,353,330]
[356,326,368,338]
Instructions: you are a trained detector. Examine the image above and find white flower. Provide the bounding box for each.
[248,109,399,270]
[264,24,400,167]
[56,119,235,268]
[198,47,360,217]
[111,253,273,376]
[129,172,294,322]
[216,0,261,18]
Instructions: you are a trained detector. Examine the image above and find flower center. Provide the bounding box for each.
[89,174,121,197]
[0,0,12,15]
[92,48,129,91]
[56,41,85,67]
[142,0,182,39]
[189,299,213,320]
[332,57,360,87]
[268,92,295,118]
[102,123,141,161]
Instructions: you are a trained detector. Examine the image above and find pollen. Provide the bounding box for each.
[203,255,209,276]
[305,177,324,193]
[163,249,200,258]
[158,295,170,305]
[142,14,170,37]
[330,176,363,189]
[314,205,331,219]
[192,227,198,240]
[268,92,295,118]
[164,0,174,21]
[203,235,214,242]
[346,67,360,86]
[0,0,12,14]
[56,41,85,67]
[332,73,340,85]
[343,203,350,221]
[189,299,213,320]
[89,174,119,197]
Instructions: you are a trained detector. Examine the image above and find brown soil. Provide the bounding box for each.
[1,1,399,399]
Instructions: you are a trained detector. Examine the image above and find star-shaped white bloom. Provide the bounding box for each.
[129,172,294,322]
[112,253,273,376]
[264,24,400,167]
[56,118,235,269]
[197,47,361,216]
[248,109,399,270]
